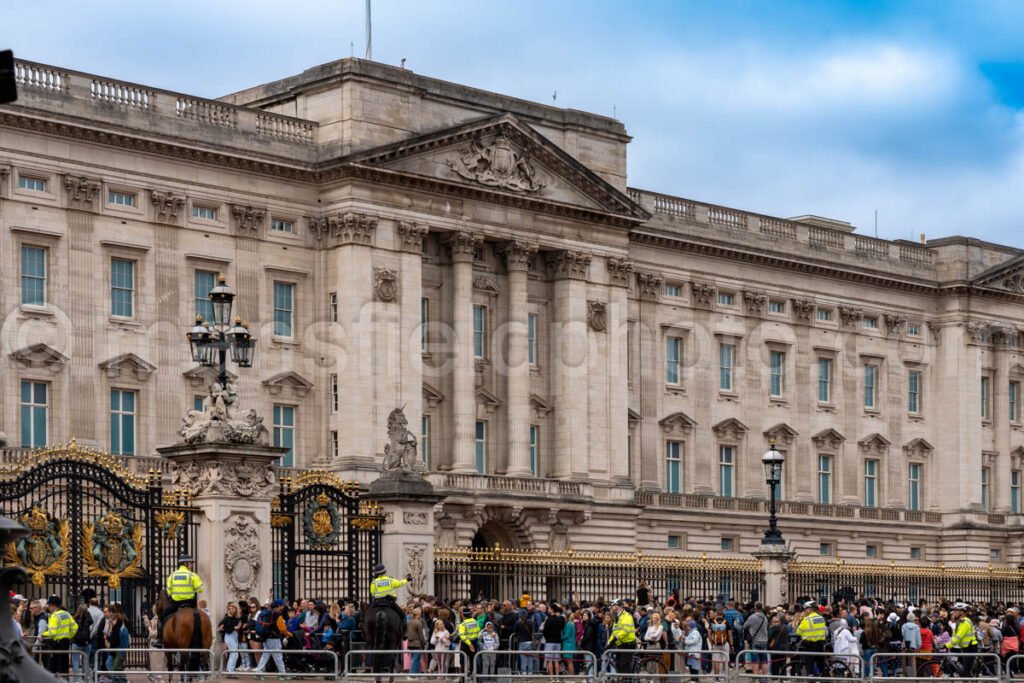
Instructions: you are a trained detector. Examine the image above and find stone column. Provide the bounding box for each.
[447,232,482,473]
[549,250,592,480]
[607,259,633,485]
[369,474,443,599]
[158,442,285,627]
[503,241,536,476]
[753,544,795,607]
[398,223,429,468]
[636,272,663,491]
[993,326,1013,512]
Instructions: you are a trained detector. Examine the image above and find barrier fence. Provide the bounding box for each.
[343,648,469,681]
[92,647,213,682]
[221,648,339,678]
[34,649,86,683]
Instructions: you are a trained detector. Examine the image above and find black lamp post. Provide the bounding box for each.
[186,273,255,386]
[761,442,786,546]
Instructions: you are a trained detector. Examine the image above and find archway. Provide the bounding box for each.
[470,522,520,601]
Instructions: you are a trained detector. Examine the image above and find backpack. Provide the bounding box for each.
[710,624,729,646]
[255,609,277,638]
[73,611,92,646]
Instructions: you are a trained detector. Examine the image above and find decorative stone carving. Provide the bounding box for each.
[743,291,768,316]
[607,258,634,287]
[472,276,499,295]
[9,343,69,372]
[224,515,261,599]
[382,407,418,473]
[839,306,863,328]
[811,428,846,451]
[587,301,607,332]
[502,241,536,271]
[659,412,696,436]
[374,268,398,302]
[884,314,907,338]
[991,324,1019,349]
[964,321,991,345]
[310,212,377,245]
[763,423,798,447]
[405,543,427,594]
[858,433,891,457]
[927,322,942,345]
[636,272,664,301]
[397,221,428,253]
[98,353,156,381]
[403,511,428,525]
[691,281,716,309]
[0,165,9,183]
[179,382,270,446]
[262,371,314,398]
[547,250,591,281]
[713,418,748,441]
[151,190,185,224]
[983,450,999,467]
[445,231,483,262]
[792,299,815,324]
[231,205,265,235]
[903,438,933,460]
[63,175,101,210]
[447,132,545,193]
[169,458,276,498]
[1002,273,1024,294]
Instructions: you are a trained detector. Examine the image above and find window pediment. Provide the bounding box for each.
[262,370,314,398]
[659,411,696,436]
[903,438,933,459]
[98,352,155,381]
[530,393,553,420]
[423,382,445,409]
[476,387,502,415]
[9,343,68,371]
[812,427,845,451]
[183,365,237,389]
[712,417,748,441]
[858,433,891,457]
[763,423,798,447]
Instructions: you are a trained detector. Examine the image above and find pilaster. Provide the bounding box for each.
[607,258,632,485]
[549,250,591,480]
[503,241,536,476]
[447,231,482,473]
[636,271,663,491]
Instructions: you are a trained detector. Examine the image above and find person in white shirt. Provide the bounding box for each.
[833,620,861,675]
[644,612,665,649]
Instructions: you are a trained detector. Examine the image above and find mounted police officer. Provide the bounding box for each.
[156,553,203,646]
[41,594,77,675]
[369,563,412,625]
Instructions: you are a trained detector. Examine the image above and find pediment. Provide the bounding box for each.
[530,393,553,420]
[763,423,798,447]
[659,411,697,436]
[262,370,314,398]
[183,365,237,389]
[9,343,68,371]
[903,438,934,459]
[423,382,445,409]
[811,427,846,450]
[858,433,891,456]
[342,114,648,225]
[627,408,642,429]
[712,417,748,441]
[98,353,156,381]
[972,254,1024,294]
[476,387,503,415]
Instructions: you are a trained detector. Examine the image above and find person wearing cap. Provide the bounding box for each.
[795,601,827,675]
[157,553,204,646]
[947,602,978,676]
[458,605,482,672]
[369,563,413,628]
[608,599,637,675]
[251,599,292,674]
[41,594,78,675]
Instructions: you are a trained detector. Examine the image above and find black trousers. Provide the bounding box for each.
[43,639,70,675]
[614,640,636,674]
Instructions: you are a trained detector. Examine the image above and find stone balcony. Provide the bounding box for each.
[425,472,594,500]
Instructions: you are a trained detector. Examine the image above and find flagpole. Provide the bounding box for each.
[365,0,372,60]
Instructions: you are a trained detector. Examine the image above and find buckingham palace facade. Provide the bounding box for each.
[2,57,1023,568]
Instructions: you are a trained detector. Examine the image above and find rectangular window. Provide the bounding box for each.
[817,308,833,321]
[719,446,734,497]
[270,218,294,233]
[18,175,46,192]
[907,324,921,336]
[272,404,295,467]
[1013,470,1021,514]
[719,343,734,391]
[528,313,538,366]
[908,370,922,414]
[421,415,430,467]
[20,381,47,448]
[192,205,217,220]
[110,258,135,318]
[910,546,922,560]
[820,542,833,556]
[1012,382,1021,423]
[20,245,46,306]
[982,376,991,420]
[194,270,216,323]
[666,337,682,385]
[273,282,294,337]
[720,538,735,552]
[665,283,682,297]
[330,430,338,459]
[718,292,734,306]
[529,425,539,476]
[194,396,204,412]
[110,389,136,456]
[473,305,487,359]
[864,364,878,409]
[475,420,487,473]
[818,358,832,403]
[769,350,785,397]
[865,544,878,558]
[420,298,429,352]
[667,535,682,549]
[665,441,682,493]
[329,374,338,413]
[769,301,785,314]
[908,463,921,511]
[982,467,991,511]
[818,455,832,504]
[992,549,1002,561]
[108,190,135,207]
[329,292,337,323]
[863,316,879,329]
[864,459,878,508]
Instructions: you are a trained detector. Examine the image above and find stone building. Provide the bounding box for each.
[1,57,1022,569]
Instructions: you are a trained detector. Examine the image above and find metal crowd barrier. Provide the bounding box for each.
[222,647,340,679]
[343,648,469,681]
[93,647,214,682]
[32,648,86,683]
[733,648,863,682]
[1004,653,1024,678]
[601,648,719,680]
[477,648,597,680]
[868,651,1001,682]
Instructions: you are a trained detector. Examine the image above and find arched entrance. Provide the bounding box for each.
[469,522,519,601]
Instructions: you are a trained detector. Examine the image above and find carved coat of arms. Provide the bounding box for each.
[4,506,70,586]
[83,511,144,588]
[303,492,342,548]
[447,133,545,193]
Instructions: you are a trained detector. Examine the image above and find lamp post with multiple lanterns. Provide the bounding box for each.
[761,441,786,546]
[185,273,256,385]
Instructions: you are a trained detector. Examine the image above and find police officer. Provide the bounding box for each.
[796,601,827,675]
[457,606,481,671]
[608,599,637,675]
[41,594,77,675]
[158,553,204,646]
[947,602,978,676]
[369,563,413,625]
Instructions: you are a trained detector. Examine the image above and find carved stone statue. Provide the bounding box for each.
[179,381,269,446]
[382,408,418,473]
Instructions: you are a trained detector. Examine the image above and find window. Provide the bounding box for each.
[818,455,832,504]
[719,343,735,391]
[865,544,878,558]
[818,358,832,403]
[769,301,786,314]
[20,246,46,306]
[1013,470,1021,514]
[18,175,46,192]
[907,323,921,336]
[270,218,294,233]
[530,425,539,476]
[719,446,735,497]
[329,292,337,323]
[666,337,682,385]
[273,282,294,337]
[982,376,991,420]
[473,305,487,359]
[194,396,204,412]
[474,421,487,473]
[421,416,430,467]
[864,459,878,507]
[991,549,1002,561]
[20,381,47,448]
[908,370,922,414]
[1012,382,1021,423]
[528,313,538,366]
[329,374,338,413]
[667,535,682,549]
[819,542,833,556]
[665,283,682,297]
[192,205,217,220]
[718,292,735,306]
[330,430,338,459]
[982,467,991,511]
[864,364,878,409]
[110,258,135,317]
[108,190,135,207]
[863,316,879,329]
[110,389,136,456]
[665,441,682,493]
[908,463,921,511]
[769,351,785,397]
[194,270,216,323]
[817,308,833,322]
[910,546,922,560]
[272,404,295,467]
[720,538,735,552]
[420,298,429,352]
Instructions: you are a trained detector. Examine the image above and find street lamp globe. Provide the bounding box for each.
[208,273,235,326]
[762,443,784,485]
[186,316,212,364]
[228,318,256,367]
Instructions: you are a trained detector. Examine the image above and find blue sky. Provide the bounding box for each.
[6,0,1024,245]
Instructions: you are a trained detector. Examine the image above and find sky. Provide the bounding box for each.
[5,0,1024,245]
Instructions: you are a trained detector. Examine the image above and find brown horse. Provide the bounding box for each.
[156,591,213,681]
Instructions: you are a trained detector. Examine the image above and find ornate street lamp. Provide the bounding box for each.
[185,273,256,386]
[761,442,786,546]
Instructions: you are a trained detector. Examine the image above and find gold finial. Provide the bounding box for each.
[217,272,226,283]
[195,314,203,323]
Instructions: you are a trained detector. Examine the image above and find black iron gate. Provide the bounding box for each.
[271,472,381,603]
[0,443,197,641]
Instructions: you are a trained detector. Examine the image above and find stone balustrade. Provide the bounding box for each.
[425,471,593,499]
[0,447,168,474]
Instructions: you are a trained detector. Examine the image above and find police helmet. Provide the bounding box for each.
[178,553,195,564]
[372,563,387,577]
[46,595,61,607]
[952,602,969,611]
